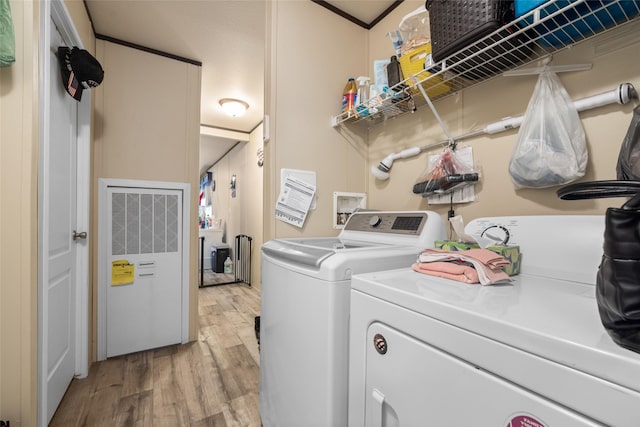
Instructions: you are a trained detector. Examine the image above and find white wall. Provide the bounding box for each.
[366,1,640,223]
[264,0,369,241]
[264,1,640,245]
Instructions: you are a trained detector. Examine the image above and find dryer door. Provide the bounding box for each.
[363,323,599,427]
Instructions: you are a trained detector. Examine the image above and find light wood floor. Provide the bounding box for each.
[50,283,262,427]
[201,270,238,287]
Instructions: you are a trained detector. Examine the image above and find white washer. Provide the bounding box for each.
[259,211,446,427]
[349,216,640,427]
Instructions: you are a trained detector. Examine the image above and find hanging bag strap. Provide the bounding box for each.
[556,180,640,200]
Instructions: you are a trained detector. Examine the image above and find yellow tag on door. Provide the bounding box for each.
[111,260,134,285]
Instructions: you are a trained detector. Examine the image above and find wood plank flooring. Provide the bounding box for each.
[50,283,261,427]
[201,270,238,287]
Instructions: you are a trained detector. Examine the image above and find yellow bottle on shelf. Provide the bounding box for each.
[341,77,357,113]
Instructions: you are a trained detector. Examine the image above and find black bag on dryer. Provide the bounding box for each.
[599,191,640,353]
[558,180,640,354]
[616,105,640,180]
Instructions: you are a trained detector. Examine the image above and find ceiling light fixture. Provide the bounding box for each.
[219,98,249,117]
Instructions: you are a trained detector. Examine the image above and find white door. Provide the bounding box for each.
[106,187,183,357]
[40,17,79,424]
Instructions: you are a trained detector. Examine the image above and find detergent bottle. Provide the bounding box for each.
[224,256,233,274]
[341,77,357,113]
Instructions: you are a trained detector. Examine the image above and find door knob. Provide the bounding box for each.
[73,230,87,241]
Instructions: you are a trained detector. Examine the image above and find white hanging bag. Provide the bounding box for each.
[509,70,587,188]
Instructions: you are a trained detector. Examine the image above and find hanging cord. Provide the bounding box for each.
[448,192,455,240]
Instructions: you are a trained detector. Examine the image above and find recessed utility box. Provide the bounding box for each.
[333,192,367,229]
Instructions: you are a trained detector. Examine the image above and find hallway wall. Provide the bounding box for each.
[92,40,201,354]
[209,124,264,289]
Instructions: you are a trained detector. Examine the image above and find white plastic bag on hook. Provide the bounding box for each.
[509,70,587,188]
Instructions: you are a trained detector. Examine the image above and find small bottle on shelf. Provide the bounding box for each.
[386,55,408,103]
[341,77,357,113]
[386,56,403,89]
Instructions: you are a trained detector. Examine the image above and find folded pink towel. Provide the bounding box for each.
[412,262,479,284]
[415,248,511,285]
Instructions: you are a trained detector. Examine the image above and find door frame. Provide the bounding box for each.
[37,0,91,425]
[97,178,191,360]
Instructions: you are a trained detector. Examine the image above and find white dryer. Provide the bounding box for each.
[349,216,640,427]
[259,210,446,427]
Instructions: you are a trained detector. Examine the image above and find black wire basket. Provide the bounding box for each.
[426,0,532,79]
[426,0,515,61]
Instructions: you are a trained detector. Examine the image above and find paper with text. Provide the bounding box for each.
[276,176,316,228]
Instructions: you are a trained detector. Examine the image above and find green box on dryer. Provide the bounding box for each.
[434,240,522,276]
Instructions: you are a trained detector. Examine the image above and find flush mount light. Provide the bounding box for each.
[219,98,249,117]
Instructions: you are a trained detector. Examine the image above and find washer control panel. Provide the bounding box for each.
[344,211,427,235]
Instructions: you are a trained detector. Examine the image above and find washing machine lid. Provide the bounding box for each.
[261,210,447,271]
[351,268,640,395]
[277,237,381,250]
[261,238,383,268]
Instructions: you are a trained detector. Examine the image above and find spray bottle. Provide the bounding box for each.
[355,76,370,106]
[386,30,404,56]
[355,76,371,116]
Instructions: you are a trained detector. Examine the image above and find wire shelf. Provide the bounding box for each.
[332,0,640,127]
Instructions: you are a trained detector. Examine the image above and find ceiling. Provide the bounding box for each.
[84,0,401,176]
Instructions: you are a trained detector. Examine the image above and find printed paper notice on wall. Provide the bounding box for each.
[275,175,316,228]
[111,260,134,286]
[281,168,316,209]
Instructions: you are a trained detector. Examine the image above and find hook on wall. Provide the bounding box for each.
[230,174,237,198]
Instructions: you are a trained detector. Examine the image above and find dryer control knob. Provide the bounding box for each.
[369,215,382,227]
[481,224,510,245]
